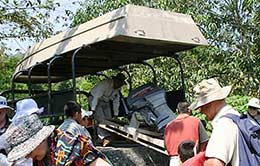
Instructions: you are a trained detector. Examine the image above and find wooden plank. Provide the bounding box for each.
[99,124,167,155]
[124,126,164,147]
[98,119,168,155]
[100,119,162,137]
[134,127,162,137]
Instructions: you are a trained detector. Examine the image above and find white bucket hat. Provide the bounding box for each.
[0,96,13,110]
[12,98,44,121]
[81,108,93,118]
[189,78,232,110]
[247,98,260,109]
[3,114,55,162]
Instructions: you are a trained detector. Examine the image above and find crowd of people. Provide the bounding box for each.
[0,98,111,166]
[0,75,259,166]
[165,78,260,166]
[0,73,126,165]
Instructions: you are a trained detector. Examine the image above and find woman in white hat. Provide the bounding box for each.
[1,98,45,166]
[1,112,111,165]
[12,98,44,122]
[247,97,260,123]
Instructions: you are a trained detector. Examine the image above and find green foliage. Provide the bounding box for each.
[0,54,21,90]
[0,0,56,52]
[226,95,250,114]
[191,100,214,133]
[0,0,81,54]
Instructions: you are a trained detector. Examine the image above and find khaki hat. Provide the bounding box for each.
[189,78,232,110]
[247,98,260,109]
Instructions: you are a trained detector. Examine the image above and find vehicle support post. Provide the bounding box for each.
[71,45,86,101]
[11,70,28,108]
[48,56,63,116]
[173,54,185,99]
[141,61,157,85]
[28,63,45,96]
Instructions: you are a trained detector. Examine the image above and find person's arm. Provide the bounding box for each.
[90,158,111,166]
[204,158,225,166]
[198,121,209,151]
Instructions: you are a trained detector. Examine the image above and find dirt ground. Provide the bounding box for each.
[101,145,169,166]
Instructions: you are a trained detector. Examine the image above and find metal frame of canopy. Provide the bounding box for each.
[9,4,208,113]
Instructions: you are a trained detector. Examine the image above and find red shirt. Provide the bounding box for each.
[164,114,200,156]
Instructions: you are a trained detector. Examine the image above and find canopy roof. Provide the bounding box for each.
[13,5,208,83]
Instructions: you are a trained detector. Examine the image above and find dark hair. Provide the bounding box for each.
[64,101,81,117]
[178,140,195,163]
[177,102,190,113]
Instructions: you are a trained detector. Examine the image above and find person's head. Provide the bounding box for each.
[189,78,231,121]
[247,98,260,119]
[2,114,55,162]
[178,140,196,163]
[0,96,13,124]
[80,109,93,127]
[112,73,126,89]
[12,98,44,122]
[64,101,82,122]
[176,102,190,114]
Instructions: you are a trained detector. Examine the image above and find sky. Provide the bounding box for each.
[4,0,84,55]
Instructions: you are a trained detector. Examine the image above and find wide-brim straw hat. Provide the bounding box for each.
[189,78,232,110]
[247,98,260,109]
[4,114,55,162]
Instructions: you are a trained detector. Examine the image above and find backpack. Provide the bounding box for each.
[223,113,260,166]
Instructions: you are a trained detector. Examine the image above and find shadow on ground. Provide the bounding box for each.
[101,146,169,166]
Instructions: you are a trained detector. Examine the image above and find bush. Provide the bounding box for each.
[226,95,250,114]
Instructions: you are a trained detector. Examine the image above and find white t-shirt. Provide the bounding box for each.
[90,79,120,115]
[206,105,240,166]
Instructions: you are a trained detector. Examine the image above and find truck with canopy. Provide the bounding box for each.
[2,5,208,154]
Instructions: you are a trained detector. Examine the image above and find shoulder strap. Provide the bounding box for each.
[221,113,241,124]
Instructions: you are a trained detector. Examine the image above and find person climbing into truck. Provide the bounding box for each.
[88,73,126,147]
